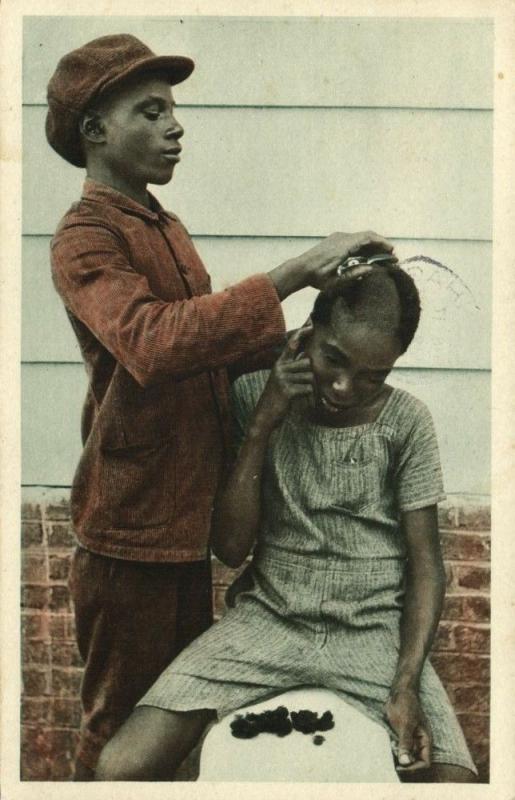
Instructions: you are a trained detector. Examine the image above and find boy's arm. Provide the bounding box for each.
[384,504,446,774]
[52,223,284,387]
[52,223,388,387]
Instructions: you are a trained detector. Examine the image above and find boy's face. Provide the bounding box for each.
[303,306,401,418]
[92,71,184,194]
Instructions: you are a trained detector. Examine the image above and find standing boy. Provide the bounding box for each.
[45,33,394,779]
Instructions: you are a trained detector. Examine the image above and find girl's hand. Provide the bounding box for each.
[254,320,314,431]
[384,688,432,775]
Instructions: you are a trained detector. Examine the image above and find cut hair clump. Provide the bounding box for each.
[311,264,421,354]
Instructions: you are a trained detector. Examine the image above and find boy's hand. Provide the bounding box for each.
[385,688,432,776]
[253,320,314,431]
[269,231,395,298]
[301,230,395,290]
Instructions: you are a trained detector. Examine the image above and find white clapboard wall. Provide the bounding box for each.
[22,16,492,495]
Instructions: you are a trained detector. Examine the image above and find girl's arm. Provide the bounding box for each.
[384,504,446,774]
[210,326,314,568]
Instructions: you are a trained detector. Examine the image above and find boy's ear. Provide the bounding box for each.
[79,111,106,143]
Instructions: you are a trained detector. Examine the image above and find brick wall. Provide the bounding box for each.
[21,491,490,781]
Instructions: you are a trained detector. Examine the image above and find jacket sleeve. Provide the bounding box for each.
[51,221,286,387]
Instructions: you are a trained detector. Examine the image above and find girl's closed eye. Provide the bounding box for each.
[322,348,346,367]
[144,109,161,121]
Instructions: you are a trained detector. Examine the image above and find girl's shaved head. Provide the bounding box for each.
[311,265,421,354]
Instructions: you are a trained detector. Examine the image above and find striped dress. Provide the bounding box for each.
[138,371,476,774]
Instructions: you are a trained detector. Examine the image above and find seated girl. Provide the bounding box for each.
[95,260,477,783]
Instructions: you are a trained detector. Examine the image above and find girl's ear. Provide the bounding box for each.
[299,315,314,337]
[294,316,315,357]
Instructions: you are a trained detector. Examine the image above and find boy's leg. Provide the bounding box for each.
[95,706,215,781]
[69,547,213,777]
[73,760,95,781]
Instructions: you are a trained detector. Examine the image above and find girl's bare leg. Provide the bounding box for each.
[432,763,478,783]
[95,706,215,781]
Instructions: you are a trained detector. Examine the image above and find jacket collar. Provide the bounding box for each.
[81,178,177,223]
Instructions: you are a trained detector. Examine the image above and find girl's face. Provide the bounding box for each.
[303,308,402,421]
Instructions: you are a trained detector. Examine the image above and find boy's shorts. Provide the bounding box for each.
[68,546,213,771]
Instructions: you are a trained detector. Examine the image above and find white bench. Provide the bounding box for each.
[198,688,400,782]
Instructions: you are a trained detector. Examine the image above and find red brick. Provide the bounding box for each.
[20,725,79,781]
[48,728,80,780]
[439,504,490,530]
[53,698,82,728]
[49,585,72,611]
[443,562,454,590]
[21,584,50,609]
[441,595,465,620]
[440,531,490,562]
[463,595,490,623]
[49,553,72,581]
[21,501,42,520]
[454,565,490,592]
[49,612,76,641]
[431,652,490,685]
[23,640,52,665]
[51,641,83,668]
[211,557,249,586]
[45,498,71,520]
[212,585,227,618]
[432,621,455,651]
[456,506,491,530]
[51,667,82,695]
[21,610,49,640]
[20,726,53,780]
[442,594,490,623]
[475,749,490,783]
[47,522,75,548]
[23,666,50,696]
[451,685,489,714]
[21,521,43,547]
[433,622,490,654]
[21,698,52,725]
[457,712,490,744]
[457,713,490,773]
[49,614,67,639]
[454,623,490,654]
[21,552,47,583]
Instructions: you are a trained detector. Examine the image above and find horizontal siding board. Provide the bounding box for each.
[22,363,490,495]
[22,364,87,487]
[389,369,490,497]
[23,106,492,240]
[23,16,493,109]
[22,237,82,363]
[23,235,491,369]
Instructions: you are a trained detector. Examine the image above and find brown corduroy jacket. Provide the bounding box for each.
[51,179,286,562]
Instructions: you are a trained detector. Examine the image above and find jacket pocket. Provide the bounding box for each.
[99,433,177,529]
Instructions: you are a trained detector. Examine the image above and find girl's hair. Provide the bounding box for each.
[311,264,421,354]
